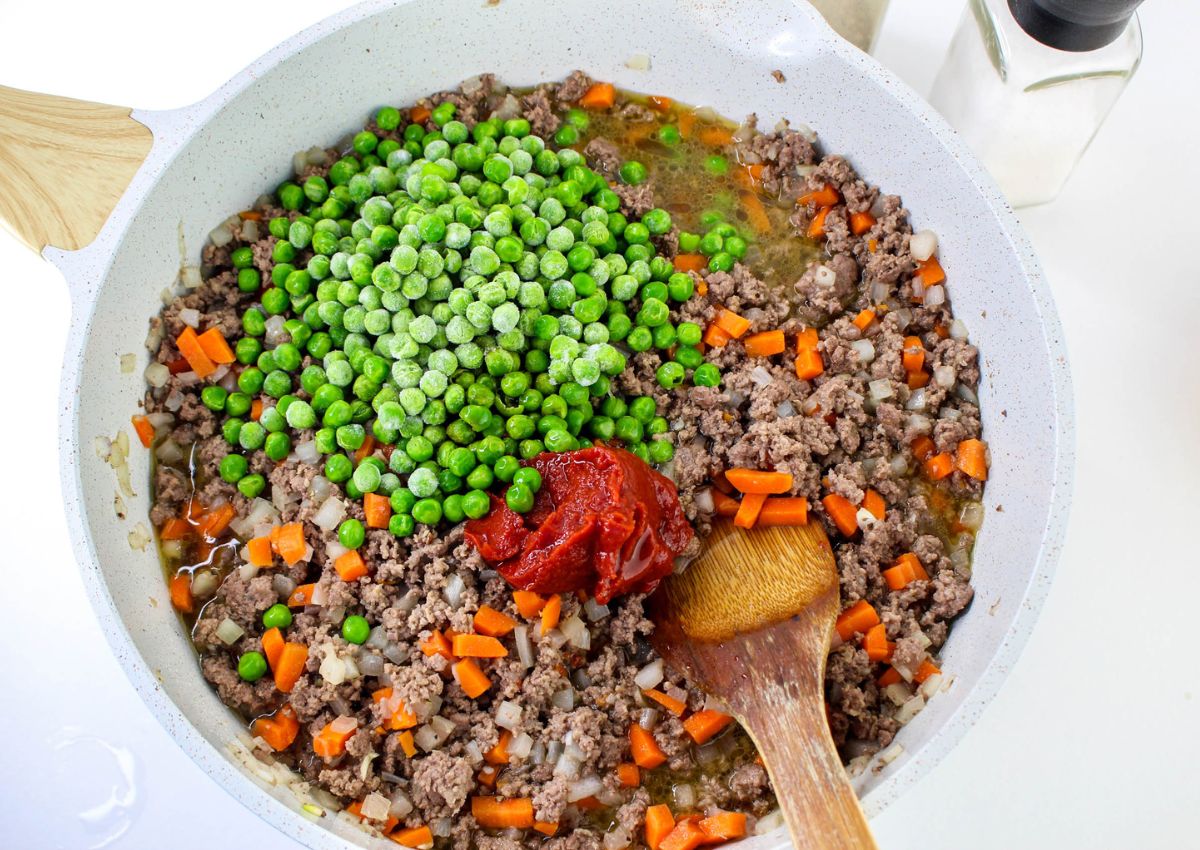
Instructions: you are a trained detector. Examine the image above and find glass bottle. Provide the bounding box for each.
[808,0,892,53]
[929,0,1143,207]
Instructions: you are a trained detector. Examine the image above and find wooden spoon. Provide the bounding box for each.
[648,519,878,850]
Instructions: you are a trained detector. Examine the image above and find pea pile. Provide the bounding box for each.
[208,102,725,536]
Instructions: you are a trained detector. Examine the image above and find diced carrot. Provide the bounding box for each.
[513,590,546,619]
[579,82,616,110]
[470,796,535,829]
[246,535,274,567]
[646,805,675,850]
[883,552,929,591]
[902,336,925,373]
[421,629,454,660]
[822,493,859,537]
[835,600,880,642]
[485,730,512,765]
[807,207,831,239]
[617,762,641,787]
[703,323,733,348]
[743,330,785,357]
[250,398,263,421]
[795,347,824,381]
[934,323,950,339]
[574,797,604,811]
[390,825,434,849]
[174,326,217,378]
[914,660,942,683]
[541,594,562,633]
[453,658,492,698]
[682,710,733,745]
[364,492,392,529]
[409,105,431,124]
[849,211,877,235]
[925,453,955,480]
[131,414,155,448]
[198,503,235,538]
[287,583,316,608]
[533,822,559,837]
[724,468,793,495]
[197,327,236,364]
[955,438,989,481]
[699,812,747,842]
[713,307,751,339]
[630,723,667,769]
[474,605,518,637]
[397,730,417,758]
[916,256,946,286]
[678,111,696,138]
[673,253,707,274]
[165,356,190,374]
[741,191,772,234]
[798,184,840,208]
[274,642,308,693]
[911,435,936,462]
[238,210,263,221]
[796,327,819,352]
[345,801,399,834]
[354,435,376,465]
[452,633,507,658]
[852,309,876,331]
[252,704,300,752]
[907,369,931,389]
[862,489,886,521]
[647,95,672,112]
[261,627,284,670]
[863,623,895,662]
[734,163,765,190]
[877,667,904,687]
[159,517,192,540]
[868,238,878,253]
[660,819,708,850]
[711,489,740,518]
[334,550,369,582]
[169,573,193,613]
[755,496,809,526]
[643,689,687,716]
[275,523,307,566]
[698,126,734,147]
[477,765,499,787]
[733,493,767,529]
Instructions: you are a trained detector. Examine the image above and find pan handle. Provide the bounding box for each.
[0,85,153,253]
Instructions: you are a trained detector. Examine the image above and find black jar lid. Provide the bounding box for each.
[1008,0,1144,51]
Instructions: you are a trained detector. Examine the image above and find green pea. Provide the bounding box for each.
[506,483,534,513]
[648,438,676,464]
[389,513,416,538]
[693,363,722,387]
[619,160,648,185]
[342,615,370,644]
[219,454,248,483]
[263,603,293,630]
[442,494,465,523]
[237,651,268,682]
[512,467,542,493]
[237,474,266,499]
[412,498,443,525]
[338,518,366,549]
[325,454,353,482]
[493,455,521,482]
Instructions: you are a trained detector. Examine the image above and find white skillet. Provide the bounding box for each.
[0,1,1074,847]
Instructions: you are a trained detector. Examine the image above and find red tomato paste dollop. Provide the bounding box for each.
[464,446,693,604]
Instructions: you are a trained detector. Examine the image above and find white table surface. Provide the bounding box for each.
[1,1,1196,847]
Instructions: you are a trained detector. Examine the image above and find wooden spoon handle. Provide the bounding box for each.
[742,684,877,849]
[0,85,152,253]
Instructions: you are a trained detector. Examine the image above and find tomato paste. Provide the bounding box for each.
[464,446,693,604]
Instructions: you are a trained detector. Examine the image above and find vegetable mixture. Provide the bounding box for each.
[141,70,987,850]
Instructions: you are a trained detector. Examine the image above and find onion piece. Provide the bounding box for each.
[924,285,946,306]
[567,775,604,802]
[215,618,245,645]
[636,708,660,731]
[444,574,466,608]
[635,659,664,690]
[313,497,347,532]
[559,614,590,649]
[673,783,696,809]
[508,732,533,760]
[583,597,610,622]
[909,229,938,262]
[813,264,836,288]
[330,715,358,735]
[850,339,875,364]
[551,688,576,711]
[389,789,414,819]
[360,792,391,822]
[144,362,170,388]
[514,624,534,668]
[749,365,773,387]
[949,319,969,341]
[495,701,522,731]
[868,379,894,402]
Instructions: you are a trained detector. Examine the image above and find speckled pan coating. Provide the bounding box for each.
[50,1,1074,847]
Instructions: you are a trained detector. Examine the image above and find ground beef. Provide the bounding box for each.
[144,71,984,849]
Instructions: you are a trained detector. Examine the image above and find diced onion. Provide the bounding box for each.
[868,379,893,401]
[330,715,358,735]
[551,688,576,711]
[313,496,347,531]
[553,752,581,780]
[895,694,926,724]
[155,439,183,464]
[624,53,651,71]
[749,365,773,387]
[906,413,932,435]
[635,659,664,690]
[883,682,912,706]
[295,440,320,465]
[265,315,289,345]
[906,387,926,412]
[431,819,453,839]
[909,229,938,262]
[358,653,385,678]
[444,574,466,608]
[180,265,202,289]
[583,597,610,622]
[272,574,296,598]
[571,669,591,690]
[361,792,391,821]
[604,827,632,850]
[949,319,969,341]
[191,570,218,598]
[755,809,785,835]
[144,362,170,388]
[320,647,347,685]
[673,783,696,809]
[208,224,233,247]
[924,285,946,307]
[309,475,333,504]
[636,708,659,731]
[495,701,522,731]
[869,281,890,303]
[693,489,715,514]
[891,308,913,330]
[775,400,796,418]
[814,265,836,288]
[178,308,201,328]
[514,624,534,668]
[389,789,414,818]
[215,618,245,645]
[959,501,985,531]
[855,507,877,529]
[508,732,533,760]
[560,615,590,650]
[567,775,605,802]
[934,365,956,389]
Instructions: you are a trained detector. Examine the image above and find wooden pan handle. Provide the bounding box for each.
[0,85,152,253]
